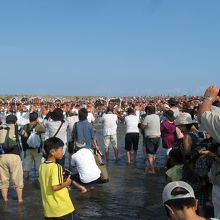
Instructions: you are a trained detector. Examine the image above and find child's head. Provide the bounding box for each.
[44,137,64,160]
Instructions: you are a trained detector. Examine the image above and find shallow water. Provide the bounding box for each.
[0,123,167,220]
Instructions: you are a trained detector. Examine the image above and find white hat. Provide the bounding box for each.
[162,181,195,203]
[175,112,197,126]
[75,141,86,149]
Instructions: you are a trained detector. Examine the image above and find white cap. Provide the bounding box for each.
[162,181,195,203]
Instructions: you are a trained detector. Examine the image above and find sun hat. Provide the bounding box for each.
[75,141,86,149]
[175,112,197,126]
[163,110,175,121]
[162,181,195,203]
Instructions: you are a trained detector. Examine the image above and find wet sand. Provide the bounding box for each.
[0,123,167,220]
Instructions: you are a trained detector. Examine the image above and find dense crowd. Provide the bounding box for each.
[0,86,220,220]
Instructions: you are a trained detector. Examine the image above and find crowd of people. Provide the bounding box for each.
[0,85,220,219]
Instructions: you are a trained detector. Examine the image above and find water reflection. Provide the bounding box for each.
[0,124,167,220]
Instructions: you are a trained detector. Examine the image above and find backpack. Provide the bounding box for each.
[0,124,18,152]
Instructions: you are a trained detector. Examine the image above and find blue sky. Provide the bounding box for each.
[0,0,220,96]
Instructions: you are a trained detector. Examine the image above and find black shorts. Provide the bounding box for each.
[145,137,160,155]
[125,133,139,151]
[45,211,78,220]
[71,173,101,185]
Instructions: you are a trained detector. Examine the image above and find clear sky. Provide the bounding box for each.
[0,0,220,97]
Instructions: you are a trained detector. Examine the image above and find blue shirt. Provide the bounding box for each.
[73,120,95,148]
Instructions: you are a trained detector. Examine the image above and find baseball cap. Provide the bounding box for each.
[162,181,195,203]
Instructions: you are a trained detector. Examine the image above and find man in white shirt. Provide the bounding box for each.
[198,84,220,219]
[87,104,95,124]
[71,141,101,191]
[124,108,139,164]
[100,107,118,161]
[168,98,180,118]
[142,105,161,174]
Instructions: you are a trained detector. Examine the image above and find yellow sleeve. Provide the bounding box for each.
[51,164,63,186]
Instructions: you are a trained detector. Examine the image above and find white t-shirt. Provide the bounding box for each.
[170,107,180,118]
[71,148,101,183]
[101,113,118,136]
[124,115,139,133]
[201,111,220,144]
[143,114,161,137]
[135,110,140,121]
[44,120,68,153]
[66,116,79,142]
[87,112,95,123]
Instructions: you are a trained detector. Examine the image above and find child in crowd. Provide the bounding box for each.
[166,148,184,182]
[38,137,78,220]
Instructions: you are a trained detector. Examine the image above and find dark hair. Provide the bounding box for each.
[6,114,17,124]
[29,111,38,122]
[43,137,64,159]
[127,107,135,115]
[79,108,88,121]
[169,148,183,165]
[106,106,113,113]
[145,106,155,114]
[185,124,194,131]
[164,187,196,210]
[51,108,64,122]
[168,98,178,107]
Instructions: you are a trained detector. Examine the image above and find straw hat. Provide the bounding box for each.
[175,112,196,126]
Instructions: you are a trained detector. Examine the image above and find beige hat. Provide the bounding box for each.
[75,141,86,149]
[175,112,197,126]
[162,181,195,203]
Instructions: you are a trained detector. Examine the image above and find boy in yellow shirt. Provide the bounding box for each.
[39,137,77,220]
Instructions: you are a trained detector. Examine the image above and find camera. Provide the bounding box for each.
[63,168,72,179]
[18,128,28,137]
[186,138,218,162]
[185,134,215,163]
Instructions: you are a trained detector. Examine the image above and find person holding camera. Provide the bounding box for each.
[44,108,68,167]
[198,84,220,219]
[198,85,220,144]
[38,137,78,220]
[175,112,213,217]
